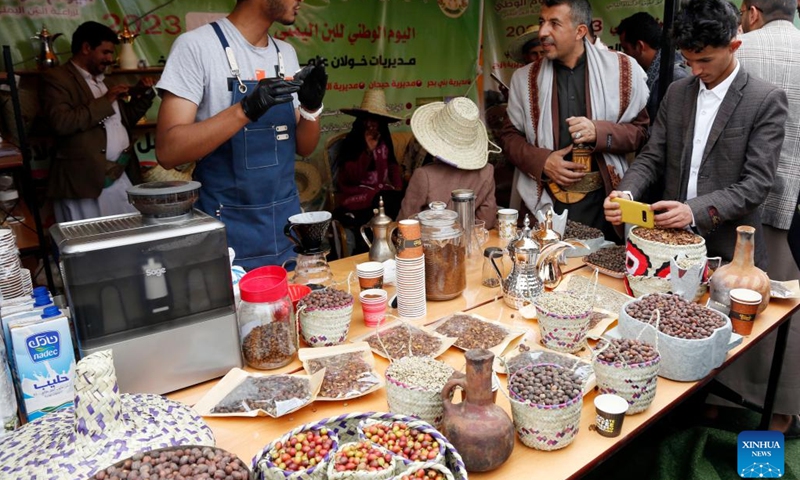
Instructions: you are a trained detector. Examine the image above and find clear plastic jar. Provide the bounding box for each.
[417,202,466,300]
[238,274,297,369]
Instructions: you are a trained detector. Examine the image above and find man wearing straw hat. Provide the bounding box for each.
[500,0,650,240]
[397,97,499,229]
[156,0,328,269]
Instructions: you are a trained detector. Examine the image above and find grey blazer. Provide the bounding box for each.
[618,68,788,268]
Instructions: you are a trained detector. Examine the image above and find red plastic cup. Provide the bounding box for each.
[360,289,388,328]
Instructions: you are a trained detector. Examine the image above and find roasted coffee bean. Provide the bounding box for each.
[625,293,726,339]
[93,447,248,480]
[586,245,626,273]
[509,365,582,406]
[633,227,702,245]
[596,338,658,365]
[434,314,508,350]
[425,242,466,299]
[211,376,311,416]
[242,322,295,369]
[307,352,380,399]
[565,220,603,240]
[298,288,353,311]
[365,326,442,359]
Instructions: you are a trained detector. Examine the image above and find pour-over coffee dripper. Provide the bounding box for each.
[283,211,334,284]
[284,211,332,253]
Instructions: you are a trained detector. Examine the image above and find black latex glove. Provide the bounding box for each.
[240,77,301,122]
[295,56,328,111]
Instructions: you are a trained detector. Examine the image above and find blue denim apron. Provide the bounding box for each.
[196,23,301,270]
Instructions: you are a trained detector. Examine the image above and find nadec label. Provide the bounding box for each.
[738,431,784,478]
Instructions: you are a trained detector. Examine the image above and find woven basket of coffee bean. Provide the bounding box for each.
[358,419,446,467]
[592,338,660,414]
[89,446,250,480]
[627,227,706,278]
[618,294,732,381]
[384,357,455,429]
[534,292,593,353]
[327,441,398,480]
[258,425,339,480]
[506,364,583,451]
[298,288,354,348]
[395,462,455,480]
[252,412,468,480]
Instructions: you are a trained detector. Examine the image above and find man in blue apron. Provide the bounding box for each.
[155,0,327,270]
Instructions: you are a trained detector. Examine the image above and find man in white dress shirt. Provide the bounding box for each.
[603,0,787,269]
[41,21,156,223]
[712,0,800,437]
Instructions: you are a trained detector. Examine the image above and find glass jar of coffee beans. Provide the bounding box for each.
[238,274,297,370]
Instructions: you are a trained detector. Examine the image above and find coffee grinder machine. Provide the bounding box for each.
[282,211,335,285]
[51,181,242,394]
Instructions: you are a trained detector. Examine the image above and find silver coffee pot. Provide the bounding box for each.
[31,25,62,69]
[490,215,543,309]
[360,196,397,263]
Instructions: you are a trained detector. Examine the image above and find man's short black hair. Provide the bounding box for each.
[71,21,119,56]
[744,0,796,23]
[672,0,739,52]
[617,12,662,50]
[543,0,592,30]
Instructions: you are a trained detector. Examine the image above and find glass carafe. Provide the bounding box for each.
[417,201,466,300]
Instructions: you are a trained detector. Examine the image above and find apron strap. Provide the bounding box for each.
[211,21,285,85]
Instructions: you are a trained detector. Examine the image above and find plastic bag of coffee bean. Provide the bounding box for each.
[193,368,325,418]
[299,342,384,400]
[431,313,527,354]
[350,321,457,360]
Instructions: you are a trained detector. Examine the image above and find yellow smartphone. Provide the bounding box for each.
[612,197,655,228]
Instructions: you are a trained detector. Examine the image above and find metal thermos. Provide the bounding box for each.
[451,189,475,257]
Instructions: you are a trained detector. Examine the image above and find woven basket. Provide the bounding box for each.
[626,227,706,278]
[327,441,398,480]
[592,349,660,415]
[257,425,340,480]
[358,419,446,467]
[252,412,467,480]
[384,375,446,430]
[392,462,455,480]
[536,306,592,354]
[299,300,354,348]
[507,365,583,451]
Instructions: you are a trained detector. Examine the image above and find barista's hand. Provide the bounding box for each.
[295,56,328,111]
[105,85,130,103]
[241,77,302,122]
[543,144,586,186]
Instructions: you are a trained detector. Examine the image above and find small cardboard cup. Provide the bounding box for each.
[360,289,388,327]
[593,394,628,438]
[729,288,762,336]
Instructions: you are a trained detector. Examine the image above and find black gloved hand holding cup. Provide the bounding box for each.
[295,56,328,111]
[241,77,302,122]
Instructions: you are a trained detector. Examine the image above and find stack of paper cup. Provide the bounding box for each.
[360,288,388,327]
[395,219,426,318]
[356,261,384,291]
[0,228,24,300]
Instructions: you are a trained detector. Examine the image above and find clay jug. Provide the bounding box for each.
[709,225,770,313]
[441,349,514,472]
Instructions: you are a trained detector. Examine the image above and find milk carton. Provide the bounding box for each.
[10,309,75,421]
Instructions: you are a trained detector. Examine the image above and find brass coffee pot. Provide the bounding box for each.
[360,196,397,263]
[532,208,585,289]
[31,25,62,69]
